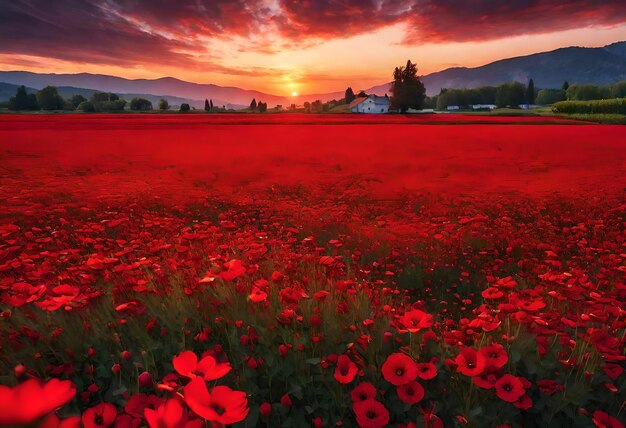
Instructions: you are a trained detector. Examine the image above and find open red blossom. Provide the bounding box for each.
[455,347,487,377]
[0,378,76,425]
[350,382,377,403]
[249,286,267,303]
[82,402,117,428]
[220,259,246,281]
[38,414,81,428]
[353,399,390,428]
[173,350,231,381]
[603,364,623,380]
[481,287,504,300]
[145,398,196,428]
[478,344,508,370]
[398,309,433,333]
[396,380,424,404]
[592,410,625,428]
[381,353,417,386]
[334,354,358,384]
[473,368,499,389]
[416,362,437,380]
[183,377,249,425]
[513,394,533,410]
[125,393,164,418]
[495,374,526,402]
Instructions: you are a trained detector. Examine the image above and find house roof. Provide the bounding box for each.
[349,97,368,109]
[349,95,389,109]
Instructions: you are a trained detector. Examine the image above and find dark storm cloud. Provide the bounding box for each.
[0,0,624,69]
[274,0,626,43]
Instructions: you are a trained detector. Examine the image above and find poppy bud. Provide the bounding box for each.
[121,350,131,360]
[260,402,272,417]
[14,364,26,378]
[112,363,122,374]
[139,371,153,388]
[280,393,292,408]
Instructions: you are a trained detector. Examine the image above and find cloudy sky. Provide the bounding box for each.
[1,0,625,95]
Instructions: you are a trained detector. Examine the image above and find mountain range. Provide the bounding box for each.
[1,41,624,106]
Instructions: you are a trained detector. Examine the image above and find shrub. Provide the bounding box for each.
[130,97,153,111]
[158,98,169,110]
[535,89,566,105]
[180,103,190,112]
[552,98,626,115]
[76,101,96,112]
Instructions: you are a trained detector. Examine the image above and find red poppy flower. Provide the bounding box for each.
[381,353,418,386]
[249,287,267,303]
[125,393,164,418]
[82,402,117,428]
[350,382,377,403]
[473,368,498,389]
[38,414,81,428]
[398,309,433,333]
[416,362,437,380]
[173,350,231,381]
[0,378,76,425]
[478,344,508,370]
[183,377,249,425]
[603,364,623,380]
[455,347,487,377]
[396,380,425,404]
[145,398,188,428]
[220,259,245,281]
[334,354,358,384]
[482,287,505,300]
[495,375,525,402]
[592,410,625,428]
[353,399,390,428]
[513,394,532,410]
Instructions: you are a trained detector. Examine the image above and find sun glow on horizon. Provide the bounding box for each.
[291,91,298,96]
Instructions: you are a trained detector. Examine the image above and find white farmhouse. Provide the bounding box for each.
[350,95,389,114]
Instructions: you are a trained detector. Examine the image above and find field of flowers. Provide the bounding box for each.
[0,114,625,427]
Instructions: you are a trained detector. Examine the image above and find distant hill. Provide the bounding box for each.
[420,41,626,95]
[0,72,288,107]
[0,82,245,110]
[1,41,624,105]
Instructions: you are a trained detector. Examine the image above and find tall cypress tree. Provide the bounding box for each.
[525,78,535,104]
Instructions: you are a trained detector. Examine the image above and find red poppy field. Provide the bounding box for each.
[0,114,625,428]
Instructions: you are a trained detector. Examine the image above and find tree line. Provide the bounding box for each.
[4,85,232,113]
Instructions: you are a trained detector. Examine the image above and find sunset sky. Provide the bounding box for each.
[1,1,625,95]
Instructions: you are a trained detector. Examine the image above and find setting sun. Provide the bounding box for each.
[291,91,298,96]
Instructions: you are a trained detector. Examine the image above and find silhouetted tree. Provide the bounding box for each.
[390,60,426,112]
[36,86,64,110]
[357,90,367,98]
[250,98,257,110]
[204,99,210,111]
[180,103,190,112]
[303,101,311,113]
[525,78,535,104]
[158,99,169,110]
[562,80,570,91]
[210,99,214,110]
[345,87,356,104]
[311,100,322,112]
[8,85,38,110]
